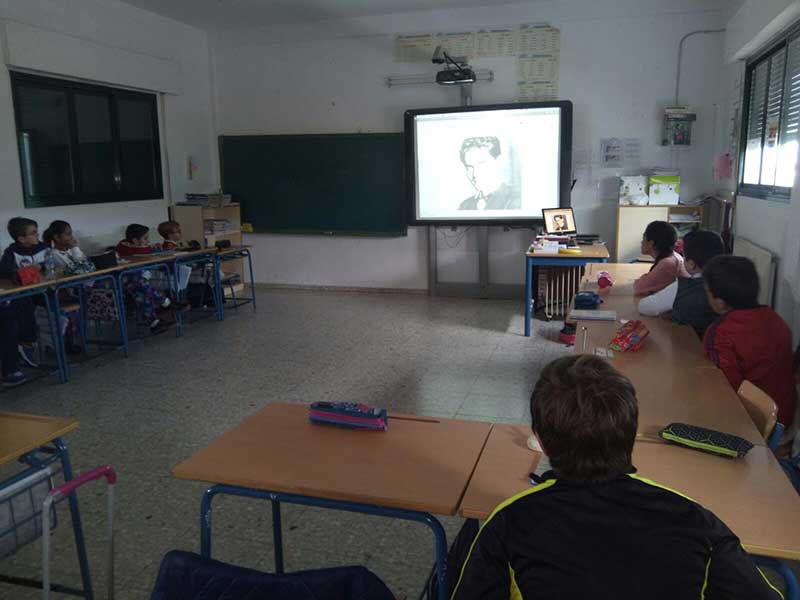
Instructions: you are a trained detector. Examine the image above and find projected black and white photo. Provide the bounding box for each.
[543,207,576,234]
[409,104,564,222]
[458,136,520,210]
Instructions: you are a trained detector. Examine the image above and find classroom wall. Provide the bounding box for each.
[0,0,215,252]
[725,0,800,341]
[212,0,731,289]
[725,0,800,62]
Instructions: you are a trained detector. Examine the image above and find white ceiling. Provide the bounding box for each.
[120,0,531,30]
[120,0,747,34]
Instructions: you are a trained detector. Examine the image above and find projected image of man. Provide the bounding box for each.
[553,214,569,232]
[458,137,520,210]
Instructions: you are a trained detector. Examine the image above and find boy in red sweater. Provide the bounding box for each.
[704,255,797,434]
[115,223,172,333]
[115,223,161,257]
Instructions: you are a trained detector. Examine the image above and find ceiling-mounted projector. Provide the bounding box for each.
[432,44,475,85]
[436,68,476,85]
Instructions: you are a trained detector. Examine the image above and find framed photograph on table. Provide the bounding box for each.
[542,207,577,234]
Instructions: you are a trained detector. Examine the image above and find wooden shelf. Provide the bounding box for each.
[204,230,242,238]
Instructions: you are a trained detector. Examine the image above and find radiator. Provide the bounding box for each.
[733,237,776,307]
[538,266,584,319]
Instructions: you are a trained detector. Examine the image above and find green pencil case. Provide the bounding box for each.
[659,423,754,459]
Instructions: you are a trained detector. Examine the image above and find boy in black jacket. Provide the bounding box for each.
[0,217,49,373]
[450,355,782,600]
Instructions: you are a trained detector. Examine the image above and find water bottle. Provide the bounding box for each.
[44,248,56,279]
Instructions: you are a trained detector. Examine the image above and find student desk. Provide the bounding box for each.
[571,263,764,445]
[172,403,492,600]
[213,245,255,321]
[0,412,94,597]
[117,254,182,339]
[459,424,800,562]
[524,245,609,337]
[50,264,129,382]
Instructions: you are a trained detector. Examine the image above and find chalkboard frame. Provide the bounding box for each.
[219,133,407,237]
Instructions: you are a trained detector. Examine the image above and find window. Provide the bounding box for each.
[740,30,800,200]
[10,71,163,208]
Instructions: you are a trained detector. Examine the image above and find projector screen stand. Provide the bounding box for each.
[428,225,522,299]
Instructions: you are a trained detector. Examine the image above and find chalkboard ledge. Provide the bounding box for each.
[247,227,408,238]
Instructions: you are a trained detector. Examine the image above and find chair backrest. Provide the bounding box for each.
[737,380,778,441]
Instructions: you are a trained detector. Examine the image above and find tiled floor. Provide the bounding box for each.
[0,289,569,599]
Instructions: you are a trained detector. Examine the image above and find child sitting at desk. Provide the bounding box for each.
[158,220,183,251]
[704,255,797,440]
[0,217,50,369]
[116,223,161,257]
[450,354,782,600]
[638,229,724,337]
[116,223,173,333]
[633,220,689,296]
[158,219,215,308]
[43,220,91,272]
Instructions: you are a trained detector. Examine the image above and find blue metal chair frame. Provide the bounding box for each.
[0,284,65,383]
[171,251,217,335]
[524,255,608,337]
[51,271,128,383]
[0,437,93,598]
[214,248,256,321]
[200,484,449,600]
[754,556,799,599]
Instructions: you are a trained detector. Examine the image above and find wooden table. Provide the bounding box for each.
[460,424,800,561]
[0,411,78,466]
[572,263,764,445]
[173,403,492,600]
[524,245,609,336]
[0,412,94,596]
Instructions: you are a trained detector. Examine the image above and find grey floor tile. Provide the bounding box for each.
[0,289,560,598]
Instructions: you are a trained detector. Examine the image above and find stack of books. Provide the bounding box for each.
[181,193,232,207]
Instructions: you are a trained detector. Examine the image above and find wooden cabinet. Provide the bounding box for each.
[615,204,704,262]
[169,203,244,293]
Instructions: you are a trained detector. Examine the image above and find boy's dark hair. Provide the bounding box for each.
[125,224,149,242]
[644,220,677,265]
[8,217,37,241]
[682,229,725,269]
[530,355,638,481]
[157,220,180,238]
[704,255,760,310]
[43,220,71,246]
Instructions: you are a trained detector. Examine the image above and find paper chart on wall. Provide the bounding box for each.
[435,32,476,58]
[475,28,517,57]
[517,54,559,82]
[516,24,560,54]
[517,81,559,102]
[395,34,436,62]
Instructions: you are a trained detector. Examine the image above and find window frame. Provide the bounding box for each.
[10,71,164,208]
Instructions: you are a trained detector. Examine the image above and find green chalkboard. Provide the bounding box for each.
[219,133,406,236]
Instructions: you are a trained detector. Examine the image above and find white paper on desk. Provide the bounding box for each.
[533,454,551,478]
[568,309,618,321]
[533,241,560,254]
[176,264,191,291]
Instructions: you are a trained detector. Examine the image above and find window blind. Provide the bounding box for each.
[778,37,800,187]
